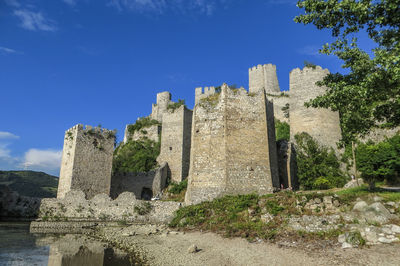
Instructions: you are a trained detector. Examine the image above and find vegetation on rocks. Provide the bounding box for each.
[127,117,160,135]
[295,132,347,190]
[275,119,290,142]
[169,186,400,243]
[167,99,186,112]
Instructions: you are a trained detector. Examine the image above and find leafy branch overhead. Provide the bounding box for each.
[295,0,400,143]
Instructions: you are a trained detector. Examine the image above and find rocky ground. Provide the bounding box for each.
[87,223,400,266]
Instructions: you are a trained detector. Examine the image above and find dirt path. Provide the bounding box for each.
[92,225,400,266]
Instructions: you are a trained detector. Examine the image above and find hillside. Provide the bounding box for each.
[0,170,58,198]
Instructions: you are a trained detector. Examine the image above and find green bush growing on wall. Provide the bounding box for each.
[275,119,290,142]
[127,117,160,135]
[112,138,160,174]
[167,99,186,112]
[356,134,400,189]
[294,132,346,190]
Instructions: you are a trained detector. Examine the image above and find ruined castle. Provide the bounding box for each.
[57,63,342,204]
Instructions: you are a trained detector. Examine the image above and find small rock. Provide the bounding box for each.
[378,237,399,244]
[373,196,383,202]
[385,202,396,207]
[391,224,400,234]
[260,213,274,223]
[333,200,340,207]
[323,196,333,205]
[338,234,346,243]
[353,201,368,212]
[314,198,322,204]
[188,244,199,253]
[342,242,353,249]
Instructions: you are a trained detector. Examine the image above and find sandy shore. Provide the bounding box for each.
[87,224,400,266]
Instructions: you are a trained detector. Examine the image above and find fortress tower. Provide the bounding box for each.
[289,66,342,150]
[157,105,193,183]
[185,84,279,205]
[151,91,172,122]
[57,124,115,199]
[249,64,289,122]
[249,64,281,94]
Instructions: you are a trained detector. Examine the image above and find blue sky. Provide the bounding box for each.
[0,0,347,176]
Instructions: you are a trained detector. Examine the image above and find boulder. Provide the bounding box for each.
[188,244,199,253]
[353,201,368,212]
[344,178,364,188]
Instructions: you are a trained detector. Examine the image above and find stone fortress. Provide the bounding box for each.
[56,63,343,205]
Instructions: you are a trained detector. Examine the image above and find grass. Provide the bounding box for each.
[169,186,399,242]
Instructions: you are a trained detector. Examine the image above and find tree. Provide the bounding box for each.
[295,0,400,144]
[356,134,400,189]
[294,132,347,190]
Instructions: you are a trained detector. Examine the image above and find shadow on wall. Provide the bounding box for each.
[110,162,169,200]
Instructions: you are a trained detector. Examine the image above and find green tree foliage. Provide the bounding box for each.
[295,0,400,143]
[275,119,290,141]
[112,138,160,174]
[356,134,400,188]
[127,117,160,135]
[294,132,347,190]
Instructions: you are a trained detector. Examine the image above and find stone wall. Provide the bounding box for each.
[123,124,161,143]
[110,163,168,199]
[289,66,342,151]
[57,124,115,199]
[157,106,192,183]
[185,84,279,205]
[195,87,216,104]
[37,190,180,224]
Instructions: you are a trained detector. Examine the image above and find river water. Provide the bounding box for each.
[0,222,139,266]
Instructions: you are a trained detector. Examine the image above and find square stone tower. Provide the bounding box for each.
[185,84,279,205]
[157,105,193,183]
[57,124,116,199]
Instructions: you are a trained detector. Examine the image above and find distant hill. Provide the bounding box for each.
[0,170,58,198]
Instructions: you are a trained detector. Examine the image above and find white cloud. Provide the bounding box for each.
[23,149,62,170]
[0,143,12,158]
[0,131,20,139]
[0,46,18,55]
[14,9,57,31]
[108,0,227,15]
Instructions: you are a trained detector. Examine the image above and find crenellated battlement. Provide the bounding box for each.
[195,86,216,104]
[65,124,116,140]
[249,63,281,94]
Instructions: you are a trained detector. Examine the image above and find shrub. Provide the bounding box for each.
[134,202,152,215]
[356,134,400,189]
[294,132,346,190]
[127,117,160,135]
[167,99,186,112]
[275,119,290,142]
[112,138,160,174]
[168,179,188,194]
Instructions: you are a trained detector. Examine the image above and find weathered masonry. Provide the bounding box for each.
[185,84,280,205]
[289,66,342,150]
[57,124,115,199]
[157,105,193,183]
